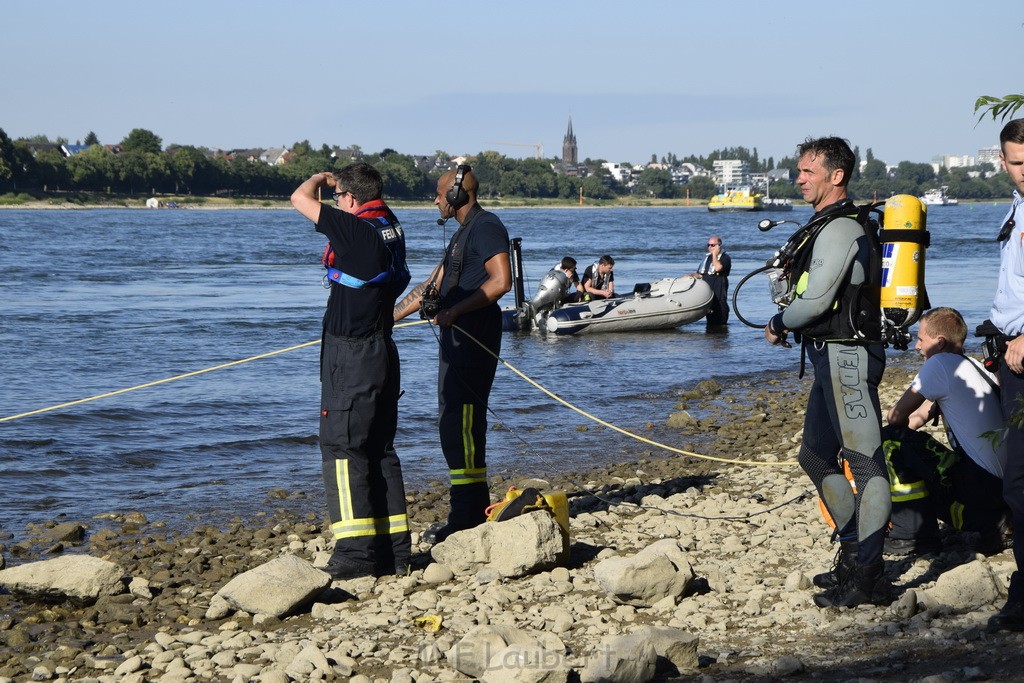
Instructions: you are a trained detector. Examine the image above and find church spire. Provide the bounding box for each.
[562,116,577,165]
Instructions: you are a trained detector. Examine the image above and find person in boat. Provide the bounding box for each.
[580,255,615,301]
[763,136,889,608]
[393,165,512,545]
[557,256,583,303]
[883,307,1008,557]
[290,162,412,580]
[986,118,1024,632]
[692,236,731,330]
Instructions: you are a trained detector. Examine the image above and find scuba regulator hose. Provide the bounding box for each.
[731,265,777,330]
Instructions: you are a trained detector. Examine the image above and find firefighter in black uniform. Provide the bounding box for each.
[394,165,512,544]
[291,162,412,580]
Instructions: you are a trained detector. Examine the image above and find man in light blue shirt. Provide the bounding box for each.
[987,118,1024,632]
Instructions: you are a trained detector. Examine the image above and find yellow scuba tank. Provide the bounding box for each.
[880,195,929,341]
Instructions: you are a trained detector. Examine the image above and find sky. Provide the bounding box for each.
[2,0,1020,166]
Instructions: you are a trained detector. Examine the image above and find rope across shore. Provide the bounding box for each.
[1,321,796,468]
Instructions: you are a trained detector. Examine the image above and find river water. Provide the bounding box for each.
[0,202,1009,537]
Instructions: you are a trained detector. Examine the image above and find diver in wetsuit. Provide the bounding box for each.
[764,137,890,608]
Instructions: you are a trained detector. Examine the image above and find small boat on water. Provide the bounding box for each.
[708,183,793,212]
[920,186,959,206]
[543,275,713,335]
[762,197,794,211]
[501,240,713,335]
[708,187,763,212]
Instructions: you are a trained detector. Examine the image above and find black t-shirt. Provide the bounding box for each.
[438,205,509,364]
[316,205,400,338]
[439,206,510,309]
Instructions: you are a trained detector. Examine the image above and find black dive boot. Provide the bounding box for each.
[812,539,858,589]
[813,560,891,608]
[989,571,1024,631]
[422,482,490,545]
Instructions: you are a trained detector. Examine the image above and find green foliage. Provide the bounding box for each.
[120,128,163,155]
[0,128,16,182]
[67,145,116,191]
[581,174,613,200]
[975,95,1024,123]
[376,153,431,199]
[685,175,717,199]
[633,167,676,198]
[7,122,1020,202]
[0,192,36,205]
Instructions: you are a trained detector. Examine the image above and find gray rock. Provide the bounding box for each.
[205,594,233,620]
[924,560,1001,610]
[0,555,126,604]
[579,634,657,683]
[128,576,153,600]
[448,625,546,679]
[285,643,333,678]
[113,655,144,677]
[634,625,699,672]
[744,655,806,678]
[39,522,87,544]
[423,562,455,584]
[593,539,694,607]
[216,554,331,617]
[432,512,568,578]
[481,643,570,683]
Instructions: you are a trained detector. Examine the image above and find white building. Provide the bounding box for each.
[929,154,977,174]
[978,146,1001,169]
[712,159,750,187]
[602,162,632,184]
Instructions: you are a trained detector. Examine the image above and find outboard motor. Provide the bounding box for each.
[529,270,569,313]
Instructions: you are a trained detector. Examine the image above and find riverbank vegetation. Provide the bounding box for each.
[0,126,1013,207]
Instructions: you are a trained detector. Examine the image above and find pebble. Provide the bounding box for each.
[0,363,1012,681]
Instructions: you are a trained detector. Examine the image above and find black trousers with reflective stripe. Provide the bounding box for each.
[437,315,500,529]
[320,332,410,569]
[884,425,1005,540]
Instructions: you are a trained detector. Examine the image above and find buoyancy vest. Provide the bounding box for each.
[321,201,411,292]
[790,200,883,342]
[586,262,611,291]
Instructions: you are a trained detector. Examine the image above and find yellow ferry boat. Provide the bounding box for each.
[707,187,764,212]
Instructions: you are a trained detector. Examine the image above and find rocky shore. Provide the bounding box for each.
[2,363,1023,682]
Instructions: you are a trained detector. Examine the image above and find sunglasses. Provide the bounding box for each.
[332,190,350,201]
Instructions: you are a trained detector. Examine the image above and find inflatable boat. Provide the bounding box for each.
[500,239,714,335]
[544,275,713,335]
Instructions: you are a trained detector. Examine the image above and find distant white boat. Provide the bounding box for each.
[920,186,959,206]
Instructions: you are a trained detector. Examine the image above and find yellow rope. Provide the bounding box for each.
[0,320,429,423]
[2,317,797,468]
[451,324,798,467]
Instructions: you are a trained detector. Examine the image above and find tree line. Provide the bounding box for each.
[0,127,1014,202]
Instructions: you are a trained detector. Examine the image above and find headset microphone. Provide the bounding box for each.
[436,217,448,226]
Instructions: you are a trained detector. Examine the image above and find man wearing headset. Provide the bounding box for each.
[395,165,512,544]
